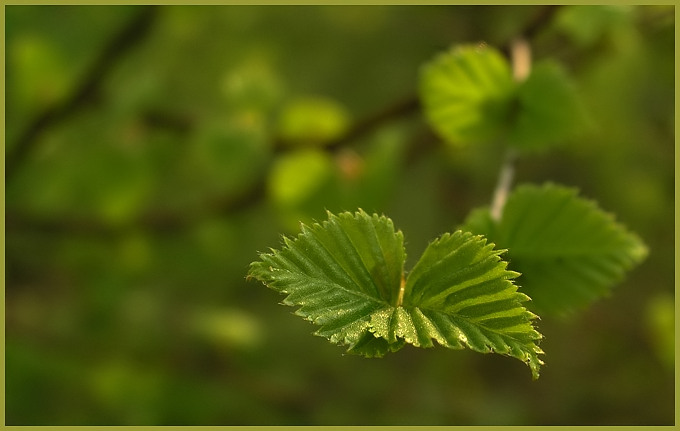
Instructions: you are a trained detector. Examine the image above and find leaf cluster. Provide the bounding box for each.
[249,210,544,379]
[420,44,587,151]
[249,42,649,380]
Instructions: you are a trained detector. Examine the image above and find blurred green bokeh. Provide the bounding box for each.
[5,5,674,425]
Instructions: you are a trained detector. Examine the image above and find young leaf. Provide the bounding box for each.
[249,210,406,355]
[461,183,648,316]
[419,44,515,145]
[402,230,543,379]
[420,45,587,152]
[248,210,544,379]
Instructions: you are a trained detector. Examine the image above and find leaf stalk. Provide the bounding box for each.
[396,273,406,307]
[491,38,531,222]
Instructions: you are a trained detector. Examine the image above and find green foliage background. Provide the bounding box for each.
[5,5,674,425]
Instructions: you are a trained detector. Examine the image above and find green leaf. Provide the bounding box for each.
[402,231,543,379]
[507,61,588,151]
[419,44,515,145]
[420,45,587,152]
[644,293,675,369]
[248,210,405,351]
[462,183,648,316]
[248,210,544,379]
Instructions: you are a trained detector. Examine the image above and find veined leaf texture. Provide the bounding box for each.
[462,183,648,316]
[248,210,544,379]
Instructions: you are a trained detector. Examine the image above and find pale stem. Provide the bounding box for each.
[490,149,518,222]
[511,38,532,82]
[490,38,531,222]
[395,273,406,307]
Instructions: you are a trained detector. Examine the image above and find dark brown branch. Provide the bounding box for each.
[6,6,158,182]
[138,178,269,233]
[141,110,193,136]
[5,176,269,237]
[326,96,421,152]
[516,5,562,45]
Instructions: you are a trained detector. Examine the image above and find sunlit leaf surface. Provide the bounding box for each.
[419,44,515,145]
[249,210,544,378]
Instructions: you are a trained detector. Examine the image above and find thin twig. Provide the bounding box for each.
[490,148,519,222]
[6,6,158,182]
[490,37,532,222]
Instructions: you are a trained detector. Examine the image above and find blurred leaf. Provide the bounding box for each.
[644,293,674,369]
[419,44,515,145]
[276,96,350,146]
[221,55,285,112]
[508,61,588,151]
[10,34,71,110]
[267,148,342,230]
[189,120,269,198]
[248,210,543,378]
[191,307,264,350]
[420,45,586,151]
[267,149,335,207]
[556,5,634,47]
[337,126,406,211]
[462,183,648,316]
[90,360,164,424]
[7,136,153,224]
